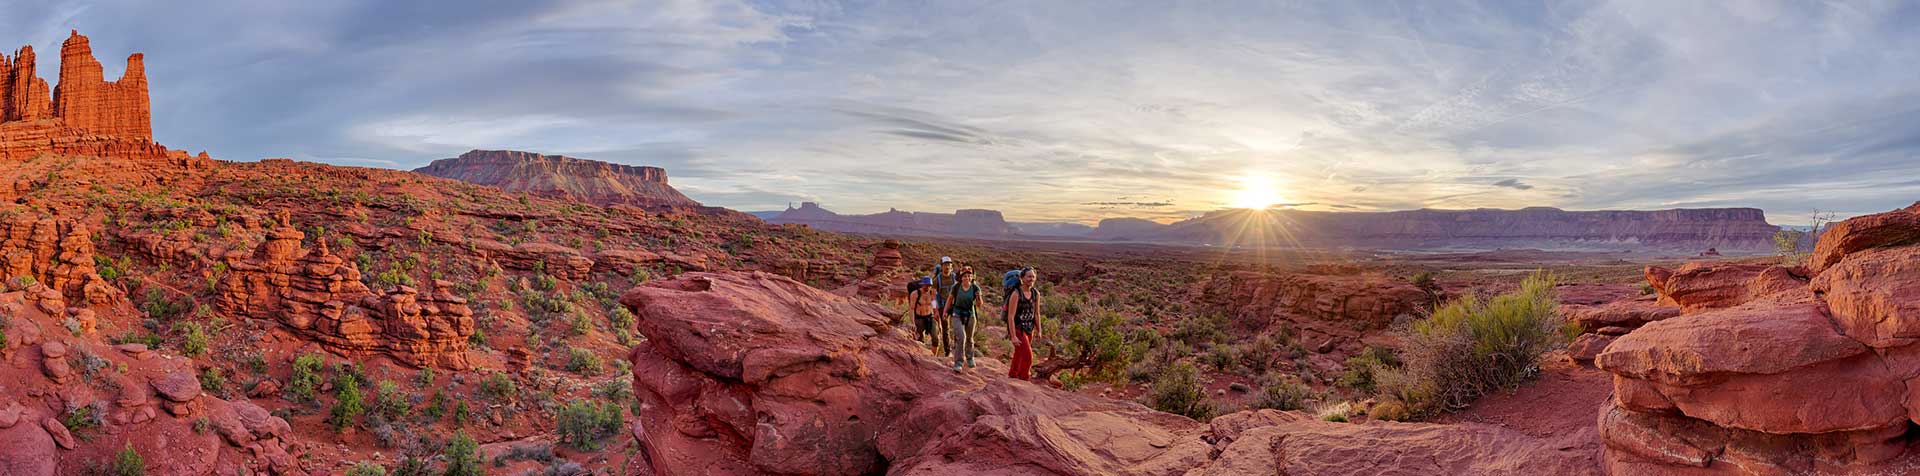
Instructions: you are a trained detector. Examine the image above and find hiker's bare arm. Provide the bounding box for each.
[1005,295,1016,339]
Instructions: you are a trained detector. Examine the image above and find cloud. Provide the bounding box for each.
[10,0,1920,225]
[1491,178,1534,190]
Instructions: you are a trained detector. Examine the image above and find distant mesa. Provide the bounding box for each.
[414,149,705,211]
[766,202,1016,237]
[1009,221,1093,237]
[0,31,195,162]
[1094,206,1781,252]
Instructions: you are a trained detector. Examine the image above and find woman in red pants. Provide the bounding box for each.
[1005,267,1042,381]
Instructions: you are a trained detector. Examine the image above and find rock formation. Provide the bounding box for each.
[767,202,1018,237]
[621,271,1597,476]
[1097,206,1780,251]
[216,210,475,367]
[1594,201,1920,474]
[1202,270,1428,355]
[0,31,172,161]
[413,149,702,210]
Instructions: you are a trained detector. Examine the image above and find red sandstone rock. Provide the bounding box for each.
[1566,299,1681,331]
[151,370,202,403]
[0,32,170,161]
[414,149,702,210]
[1206,270,1426,354]
[769,202,1020,238]
[53,31,150,140]
[624,271,1588,476]
[1810,201,1920,275]
[1567,333,1616,364]
[1643,262,1777,313]
[1811,246,1920,348]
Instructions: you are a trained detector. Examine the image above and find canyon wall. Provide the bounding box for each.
[766,202,1017,237]
[414,149,702,210]
[0,31,175,161]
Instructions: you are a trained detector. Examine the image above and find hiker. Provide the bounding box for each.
[907,276,938,350]
[1005,267,1042,381]
[930,256,956,353]
[944,266,986,371]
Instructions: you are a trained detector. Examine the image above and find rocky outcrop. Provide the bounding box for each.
[1594,201,1920,474]
[767,202,1017,237]
[0,214,121,308]
[216,210,474,367]
[1202,270,1427,355]
[1096,207,1780,251]
[413,149,701,210]
[621,271,1595,476]
[0,31,171,161]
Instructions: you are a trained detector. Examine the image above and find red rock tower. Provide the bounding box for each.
[52,30,151,139]
[1,45,54,121]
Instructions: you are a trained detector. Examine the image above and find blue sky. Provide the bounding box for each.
[9,0,1920,225]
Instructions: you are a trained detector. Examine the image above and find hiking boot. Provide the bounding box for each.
[965,357,976,368]
[953,362,963,372]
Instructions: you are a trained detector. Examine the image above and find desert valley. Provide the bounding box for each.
[3,7,1920,476]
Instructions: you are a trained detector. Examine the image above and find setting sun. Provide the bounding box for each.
[1231,175,1285,209]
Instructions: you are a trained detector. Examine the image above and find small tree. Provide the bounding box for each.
[442,432,486,476]
[329,378,365,432]
[556,401,625,451]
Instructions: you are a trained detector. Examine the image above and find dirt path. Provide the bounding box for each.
[1433,352,1613,468]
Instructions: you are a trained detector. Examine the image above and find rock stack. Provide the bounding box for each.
[0,31,175,161]
[1595,202,1920,473]
[217,210,475,367]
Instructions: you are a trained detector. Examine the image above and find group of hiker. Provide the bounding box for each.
[904,256,1044,381]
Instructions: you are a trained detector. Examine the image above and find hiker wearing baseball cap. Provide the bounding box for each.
[929,256,956,353]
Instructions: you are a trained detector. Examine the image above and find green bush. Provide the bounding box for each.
[375,380,411,419]
[608,307,635,330]
[347,461,388,476]
[1337,345,1400,392]
[1045,308,1148,382]
[198,367,225,395]
[176,322,208,356]
[479,373,516,401]
[140,289,186,322]
[1379,271,1568,418]
[421,390,449,422]
[556,401,625,451]
[565,348,602,375]
[1145,361,1213,420]
[111,443,145,476]
[329,378,365,432]
[442,432,486,476]
[1253,379,1310,411]
[568,311,591,336]
[287,352,325,403]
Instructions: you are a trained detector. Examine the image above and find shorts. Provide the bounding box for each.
[914,314,934,330]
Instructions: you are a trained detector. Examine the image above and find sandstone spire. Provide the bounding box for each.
[2,45,53,121]
[52,30,151,139]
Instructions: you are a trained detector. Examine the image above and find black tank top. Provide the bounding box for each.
[1014,289,1037,333]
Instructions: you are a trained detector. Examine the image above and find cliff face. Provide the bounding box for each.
[0,31,177,162]
[766,202,1016,237]
[1102,207,1781,251]
[413,149,701,210]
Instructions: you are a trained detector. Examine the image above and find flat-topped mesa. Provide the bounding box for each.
[0,31,177,162]
[414,149,702,210]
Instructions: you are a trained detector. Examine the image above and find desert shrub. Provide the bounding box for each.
[329,378,365,432]
[198,367,226,396]
[1145,361,1213,420]
[1315,401,1353,423]
[1253,379,1310,411]
[1379,271,1567,418]
[442,432,486,476]
[140,288,186,322]
[287,352,325,403]
[608,307,635,330]
[175,322,208,356]
[391,457,431,476]
[0,315,10,349]
[1368,399,1412,422]
[555,401,625,451]
[480,373,516,401]
[420,390,450,422]
[1336,345,1400,392]
[111,331,163,348]
[468,327,488,348]
[1043,308,1148,382]
[591,379,632,404]
[565,348,602,375]
[568,311,591,336]
[111,443,145,476]
[63,403,103,437]
[346,461,388,476]
[193,416,212,434]
[416,368,436,388]
[375,380,411,419]
[1639,283,1656,295]
[453,401,472,426]
[1171,313,1228,347]
[1203,344,1237,372]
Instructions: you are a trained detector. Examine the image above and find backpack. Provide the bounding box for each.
[1002,269,1023,294]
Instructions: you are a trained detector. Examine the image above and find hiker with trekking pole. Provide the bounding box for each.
[930,256,956,354]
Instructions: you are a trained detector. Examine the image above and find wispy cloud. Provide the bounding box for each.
[12,0,1920,224]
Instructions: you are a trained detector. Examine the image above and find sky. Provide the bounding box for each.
[7,0,1920,225]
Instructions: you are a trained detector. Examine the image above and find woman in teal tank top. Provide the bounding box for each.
[945,268,985,371]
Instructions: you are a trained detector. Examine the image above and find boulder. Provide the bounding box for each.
[151,370,202,403]
[1811,246,1920,348]
[1566,299,1681,332]
[1809,201,1920,275]
[1643,263,1772,313]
